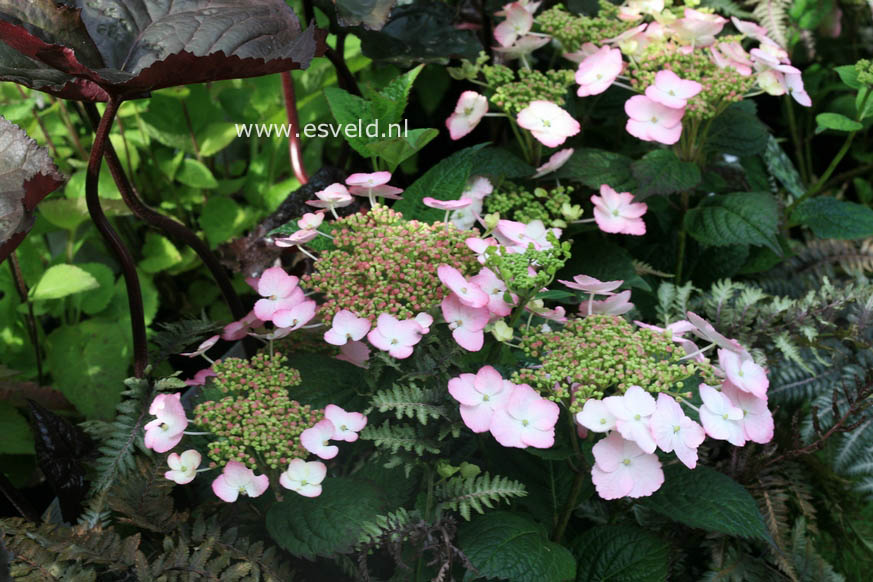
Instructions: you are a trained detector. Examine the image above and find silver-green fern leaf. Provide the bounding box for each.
[435,473,527,521]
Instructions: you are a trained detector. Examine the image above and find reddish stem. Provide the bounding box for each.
[281,71,308,184]
[86,97,148,377]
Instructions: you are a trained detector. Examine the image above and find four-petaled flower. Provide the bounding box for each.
[324,404,367,442]
[625,95,685,145]
[604,386,657,453]
[645,70,703,109]
[590,431,664,499]
[438,265,489,308]
[211,461,270,502]
[253,267,303,322]
[367,313,426,359]
[718,348,769,400]
[300,419,340,459]
[490,383,560,448]
[165,449,202,485]
[516,101,581,148]
[650,394,705,468]
[279,459,327,498]
[575,46,623,97]
[448,366,513,432]
[590,184,648,235]
[446,91,488,140]
[144,393,188,453]
[576,398,617,433]
[324,309,372,346]
[441,294,490,351]
[493,2,534,47]
[698,383,745,446]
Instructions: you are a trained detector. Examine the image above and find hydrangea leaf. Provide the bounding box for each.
[792,197,873,239]
[0,116,65,263]
[763,136,805,200]
[0,401,35,455]
[554,148,637,192]
[458,511,576,582]
[30,264,99,301]
[706,101,770,157]
[685,192,780,253]
[265,477,387,560]
[571,525,670,582]
[630,149,701,199]
[636,464,770,541]
[0,0,325,101]
[816,112,863,133]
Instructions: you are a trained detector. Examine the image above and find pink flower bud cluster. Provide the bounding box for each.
[303,204,479,322]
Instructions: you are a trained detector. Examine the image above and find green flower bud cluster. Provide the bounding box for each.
[856,59,873,86]
[488,68,576,115]
[304,204,479,321]
[193,352,321,470]
[484,232,571,296]
[514,314,718,411]
[628,44,756,120]
[536,3,628,53]
[448,51,491,82]
[482,63,515,88]
[484,182,574,228]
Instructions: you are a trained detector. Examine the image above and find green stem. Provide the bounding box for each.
[675,191,690,282]
[552,470,585,544]
[784,95,810,184]
[507,117,533,164]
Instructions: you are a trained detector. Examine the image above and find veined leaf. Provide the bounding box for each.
[685,192,780,253]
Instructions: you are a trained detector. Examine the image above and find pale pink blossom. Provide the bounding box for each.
[645,70,703,109]
[587,290,634,316]
[165,449,202,485]
[306,183,353,213]
[180,335,219,357]
[367,313,425,359]
[563,42,599,64]
[685,312,745,353]
[324,404,367,442]
[494,3,533,47]
[650,394,705,468]
[336,340,370,368]
[634,320,703,361]
[699,383,745,446]
[624,95,684,145]
[756,69,788,96]
[446,91,488,140]
[495,219,561,252]
[185,367,217,387]
[576,398,616,433]
[718,349,768,400]
[144,393,188,453]
[324,309,371,346]
[618,0,664,20]
[496,0,541,16]
[710,42,754,76]
[300,419,339,459]
[604,386,657,453]
[516,101,581,148]
[670,8,727,47]
[253,267,302,322]
[721,381,774,444]
[272,299,317,331]
[526,301,568,323]
[441,294,490,351]
[493,35,550,60]
[462,176,494,200]
[730,16,773,44]
[347,172,403,200]
[448,366,513,432]
[591,184,647,235]
[298,211,325,230]
[423,197,474,211]
[785,72,811,107]
[279,459,327,498]
[274,229,318,247]
[559,274,622,295]
[490,383,559,448]
[438,265,489,308]
[466,236,499,264]
[222,311,261,341]
[211,461,270,502]
[470,267,515,317]
[414,312,434,333]
[533,148,574,178]
[575,46,623,97]
[591,431,664,499]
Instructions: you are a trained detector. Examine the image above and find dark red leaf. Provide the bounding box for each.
[0,116,65,264]
[0,0,327,101]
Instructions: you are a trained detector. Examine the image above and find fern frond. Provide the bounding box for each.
[435,473,527,521]
[360,421,441,455]
[633,260,674,278]
[370,383,449,425]
[749,0,791,47]
[149,315,221,364]
[357,508,415,546]
[788,517,846,582]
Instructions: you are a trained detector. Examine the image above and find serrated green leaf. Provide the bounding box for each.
[706,102,769,156]
[816,112,863,133]
[177,158,218,189]
[554,148,636,191]
[265,477,387,560]
[471,146,534,179]
[685,192,780,253]
[199,197,247,246]
[138,232,183,273]
[30,264,99,300]
[393,144,487,222]
[572,525,669,582]
[637,464,770,541]
[0,401,34,455]
[763,136,805,200]
[630,149,701,198]
[793,197,873,239]
[459,511,576,582]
